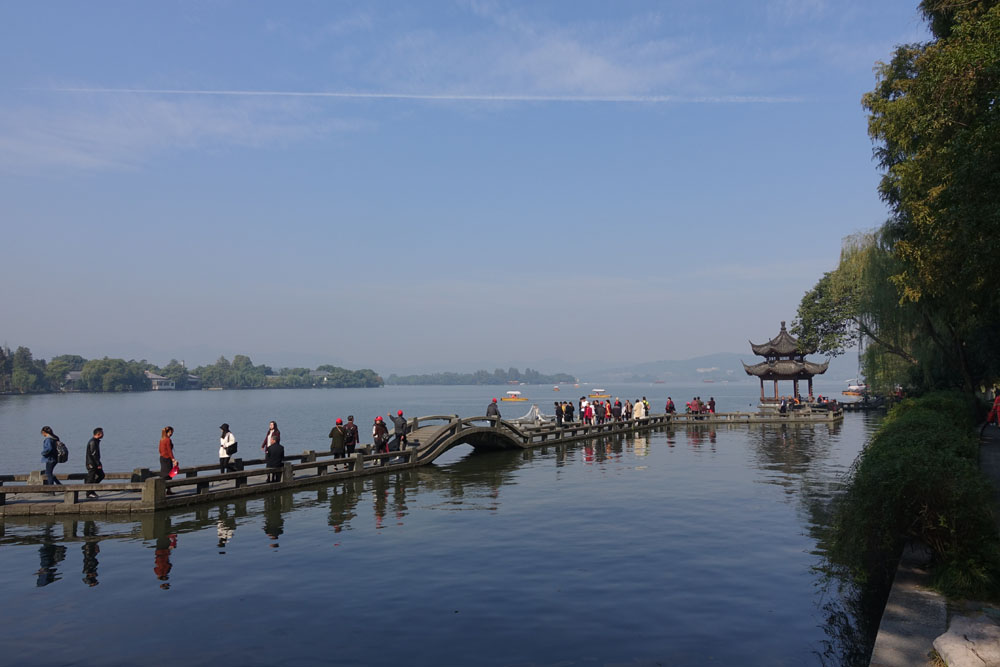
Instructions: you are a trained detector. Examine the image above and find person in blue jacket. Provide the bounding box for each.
[40,426,62,485]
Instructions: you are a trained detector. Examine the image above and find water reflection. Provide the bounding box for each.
[0,418,885,665]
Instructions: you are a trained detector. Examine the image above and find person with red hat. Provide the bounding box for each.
[486,398,501,419]
[388,410,408,454]
[372,416,389,463]
[328,417,347,459]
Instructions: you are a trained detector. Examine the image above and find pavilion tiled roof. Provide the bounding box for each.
[741,359,830,379]
[748,321,815,357]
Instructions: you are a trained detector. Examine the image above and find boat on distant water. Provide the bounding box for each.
[588,389,610,399]
[553,386,560,392]
[501,390,529,402]
[842,379,868,396]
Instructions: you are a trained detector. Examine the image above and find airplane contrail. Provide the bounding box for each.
[40,87,802,104]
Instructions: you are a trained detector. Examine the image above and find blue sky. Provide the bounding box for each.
[0,1,929,373]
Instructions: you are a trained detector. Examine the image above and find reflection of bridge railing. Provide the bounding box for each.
[0,408,841,517]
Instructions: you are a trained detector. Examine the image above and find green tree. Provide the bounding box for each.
[11,346,46,393]
[862,0,1000,390]
[159,359,189,390]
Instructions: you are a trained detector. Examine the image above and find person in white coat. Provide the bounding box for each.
[219,423,237,473]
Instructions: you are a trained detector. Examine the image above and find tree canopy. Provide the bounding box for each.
[797,1,1000,393]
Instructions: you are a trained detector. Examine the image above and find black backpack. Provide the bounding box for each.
[55,440,69,464]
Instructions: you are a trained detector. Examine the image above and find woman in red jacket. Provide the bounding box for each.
[159,426,177,495]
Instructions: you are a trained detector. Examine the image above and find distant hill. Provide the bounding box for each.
[580,352,860,384]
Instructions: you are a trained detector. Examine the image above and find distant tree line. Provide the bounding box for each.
[192,356,382,389]
[386,367,575,386]
[0,344,382,393]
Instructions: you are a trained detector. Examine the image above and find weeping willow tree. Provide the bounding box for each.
[798,0,1000,394]
[793,232,922,395]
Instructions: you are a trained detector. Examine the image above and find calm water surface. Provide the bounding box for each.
[0,383,879,666]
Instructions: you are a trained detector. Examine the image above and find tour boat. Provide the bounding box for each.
[842,379,868,396]
[588,389,611,399]
[553,386,560,392]
[501,390,529,402]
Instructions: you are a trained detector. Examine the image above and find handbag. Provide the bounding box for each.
[226,442,238,456]
[168,463,179,478]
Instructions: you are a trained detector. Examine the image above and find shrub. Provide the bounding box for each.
[828,396,1000,600]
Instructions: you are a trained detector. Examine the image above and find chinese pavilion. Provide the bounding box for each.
[743,321,829,403]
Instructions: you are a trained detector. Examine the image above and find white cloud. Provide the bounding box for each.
[0,95,368,172]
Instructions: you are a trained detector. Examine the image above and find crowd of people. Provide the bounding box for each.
[37,407,416,497]
[36,392,845,497]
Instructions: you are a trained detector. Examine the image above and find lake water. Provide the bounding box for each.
[0,382,880,666]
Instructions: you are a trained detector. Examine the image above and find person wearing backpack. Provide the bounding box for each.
[85,427,105,498]
[344,416,359,455]
[40,426,62,485]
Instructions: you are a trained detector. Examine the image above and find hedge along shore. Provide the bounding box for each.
[869,410,1000,666]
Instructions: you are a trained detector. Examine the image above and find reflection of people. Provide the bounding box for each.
[82,542,100,587]
[85,427,105,498]
[159,426,177,495]
[217,520,235,552]
[219,423,237,474]
[40,426,62,485]
[154,534,177,589]
[263,495,284,547]
[36,541,67,587]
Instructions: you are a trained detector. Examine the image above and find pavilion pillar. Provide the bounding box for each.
[773,380,779,400]
[808,377,814,399]
[760,380,765,402]
[793,379,800,398]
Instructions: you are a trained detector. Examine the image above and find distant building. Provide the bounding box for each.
[186,374,202,390]
[144,370,176,391]
[63,370,83,392]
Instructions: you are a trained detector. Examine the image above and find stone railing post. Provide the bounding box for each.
[353,452,365,472]
[302,450,317,463]
[281,462,294,483]
[131,467,152,482]
[141,476,165,508]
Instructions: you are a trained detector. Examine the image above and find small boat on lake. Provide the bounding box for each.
[842,379,868,397]
[501,390,529,402]
[588,389,611,399]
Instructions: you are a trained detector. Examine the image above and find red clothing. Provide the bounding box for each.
[159,436,174,459]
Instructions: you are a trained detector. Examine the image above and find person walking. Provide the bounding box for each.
[665,397,676,414]
[564,401,574,423]
[85,427,105,498]
[329,418,347,459]
[261,421,280,454]
[40,426,62,486]
[219,423,237,474]
[554,401,563,427]
[486,398,501,419]
[388,410,408,451]
[344,416,359,455]
[159,426,177,495]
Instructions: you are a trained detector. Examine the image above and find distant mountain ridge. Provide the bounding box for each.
[580,352,859,384]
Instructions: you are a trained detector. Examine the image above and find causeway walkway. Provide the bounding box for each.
[869,424,1000,666]
[0,408,841,517]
